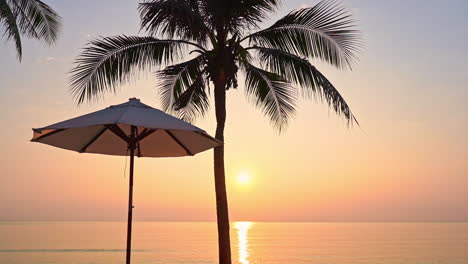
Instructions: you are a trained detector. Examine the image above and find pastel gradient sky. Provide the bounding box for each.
[1,0,467,221]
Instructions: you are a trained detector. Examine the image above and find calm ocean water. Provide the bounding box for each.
[0,222,467,264]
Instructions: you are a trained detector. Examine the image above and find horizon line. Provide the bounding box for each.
[2,220,468,223]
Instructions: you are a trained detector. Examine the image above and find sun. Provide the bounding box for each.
[237,172,251,185]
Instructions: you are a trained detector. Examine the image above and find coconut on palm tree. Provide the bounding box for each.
[69,0,362,263]
[0,0,61,60]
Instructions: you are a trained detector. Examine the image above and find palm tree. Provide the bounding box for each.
[69,0,362,263]
[0,0,61,61]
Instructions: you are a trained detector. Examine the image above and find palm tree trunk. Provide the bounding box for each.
[213,72,232,264]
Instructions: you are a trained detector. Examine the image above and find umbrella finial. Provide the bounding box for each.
[129,97,140,101]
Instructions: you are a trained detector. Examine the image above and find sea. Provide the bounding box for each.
[1,222,467,264]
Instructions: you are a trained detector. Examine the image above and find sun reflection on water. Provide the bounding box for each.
[235,222,253,264]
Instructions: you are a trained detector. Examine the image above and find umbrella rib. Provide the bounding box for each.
[31,129,66,142]
[194,131,223,144]
[79,126,108,153]
[135,129,157,142]
[106,124,130,143]
[165,130,194,156]
[136,128,147,141]
[135,128,158,157]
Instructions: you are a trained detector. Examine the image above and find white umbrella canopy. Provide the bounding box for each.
[32,98,220,157]
[31,98,221,264]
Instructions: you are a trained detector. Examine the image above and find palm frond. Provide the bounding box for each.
[174,74,209,122]
[242,62,296,130]
[70,35,185,104]
[201,0,280,33]
[157,55,209,122]
[244,0,362,69]
[139,0,209,44]
[229,0,280,30]
[307,66,358,124]
[251,46,357,124]
[0,0,22,59]
[7,0,61,44]
[253,46,318,88]
[157,56,203,112]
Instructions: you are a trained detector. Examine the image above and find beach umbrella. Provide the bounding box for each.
[31,98,221,264]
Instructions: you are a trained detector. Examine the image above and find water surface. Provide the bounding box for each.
[1,222,467,264]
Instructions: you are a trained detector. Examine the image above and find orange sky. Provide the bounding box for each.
[0,0,467,221]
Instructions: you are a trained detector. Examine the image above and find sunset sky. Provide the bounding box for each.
[1,0,467,222]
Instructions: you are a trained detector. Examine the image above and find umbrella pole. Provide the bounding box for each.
[126,127,136,264]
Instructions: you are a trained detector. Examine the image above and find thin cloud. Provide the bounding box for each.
[35,56,57,64]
